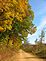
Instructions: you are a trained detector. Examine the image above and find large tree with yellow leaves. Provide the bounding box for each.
[0,0,36,48]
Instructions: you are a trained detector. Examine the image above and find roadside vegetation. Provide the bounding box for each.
[21,30,46,58]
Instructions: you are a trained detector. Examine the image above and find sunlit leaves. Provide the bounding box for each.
[4,20,12,25]
[0,26,4,32]
[0,0,36,48]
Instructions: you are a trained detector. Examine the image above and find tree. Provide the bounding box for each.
[35,39,38,44]
[39,30,45,43]
[0,0,36,48]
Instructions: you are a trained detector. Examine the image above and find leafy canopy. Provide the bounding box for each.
[0,0,36,48]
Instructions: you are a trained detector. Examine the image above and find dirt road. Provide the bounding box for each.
[1,49,46,61]
[9,49,46,61]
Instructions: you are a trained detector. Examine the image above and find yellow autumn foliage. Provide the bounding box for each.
[4,20,12,25]
[0,26,4,32]
[0,0,28,22]
[0,0,35,33]
[0,0,29,32]
[6,25,12,30]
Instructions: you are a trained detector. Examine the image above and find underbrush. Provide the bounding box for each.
[21,44,46,58]
[32,44,46,58]
[0,42,19,61]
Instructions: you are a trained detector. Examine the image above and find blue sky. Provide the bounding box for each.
[28,0,46,44]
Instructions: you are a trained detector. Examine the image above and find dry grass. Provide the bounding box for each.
[0,44,18,61]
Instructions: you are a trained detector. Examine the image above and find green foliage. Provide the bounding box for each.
[21,43,46,58]
[0,0,36,49]
[33,44,46,58]
[39,30,45,43]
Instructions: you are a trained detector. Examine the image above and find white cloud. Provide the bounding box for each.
[28,16,46,44]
